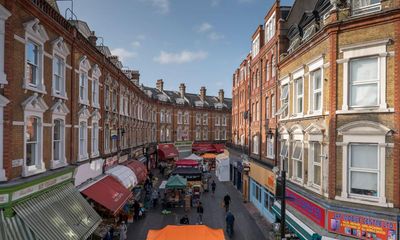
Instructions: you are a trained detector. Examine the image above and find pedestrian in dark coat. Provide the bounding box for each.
[133,200,140,220]
[197,202,204,224]
[223,194,231,212]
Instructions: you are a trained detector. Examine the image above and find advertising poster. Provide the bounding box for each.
[328,211,397,240]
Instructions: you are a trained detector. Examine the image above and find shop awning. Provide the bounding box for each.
[184,154,203,161]
[158,144,179,160]
[272,202,322,240]
[106,165,138,189]
[13,183,101,240]
[166,175,187,189]
[81,176,132,215]
[0,210,36,240]
[126,160,148,184]
[176,159,199,167]
[171,167,202,181]
[147,225,225,240]
[202,153,217,159]
[212,144,225,153]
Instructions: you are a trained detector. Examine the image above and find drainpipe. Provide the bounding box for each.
[259,59,262,161]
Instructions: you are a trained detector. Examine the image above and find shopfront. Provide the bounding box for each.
[248,161,276,223]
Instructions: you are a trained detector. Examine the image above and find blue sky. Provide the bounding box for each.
[58,0,294,98]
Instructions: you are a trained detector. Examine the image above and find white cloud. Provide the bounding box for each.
[154,50,208,64]
[131,41,141,48]
[110,48,137,62]
[208,32,224,40]
[211,0,221,7]
[150,0,170,14]
[197,22,213,33]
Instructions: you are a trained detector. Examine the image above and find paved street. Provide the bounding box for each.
[127,171,267,240]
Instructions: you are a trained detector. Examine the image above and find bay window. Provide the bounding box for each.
[292,140,303,181]
[349,57,379,107]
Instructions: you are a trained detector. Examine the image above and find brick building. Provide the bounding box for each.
[0,0,231,238]
[231,0,400,239]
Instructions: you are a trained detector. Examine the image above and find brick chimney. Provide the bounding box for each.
[218,89,224,103]
[200,86,206,101]
[131,70,140,86]
[156,79,164,91]
[179,83,186,98]
[88,31,97,46]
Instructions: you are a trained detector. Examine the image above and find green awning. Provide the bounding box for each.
[272,202,321,240]
[13,183,102,240]
[0,210,36,240]
[166,175,187,189]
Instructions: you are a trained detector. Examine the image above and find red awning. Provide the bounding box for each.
[213,144,225,153]
[192,143,217,153]
[176,159,199,167]
[158,144,178,160]
[81,176,132,215]
[126,160,148,184]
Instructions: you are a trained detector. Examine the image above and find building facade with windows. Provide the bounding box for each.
[231,0,400,239]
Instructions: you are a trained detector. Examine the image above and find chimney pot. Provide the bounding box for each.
[200,86,207,101]
[218,89,224,103]
[88,31,97,46]
[179,83,186,98]
[156,79,164,91]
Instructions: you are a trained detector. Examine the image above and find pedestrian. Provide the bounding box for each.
[119,221,127,240]
[103,226,113,240]
[211,180,216,195]
[197,202,204,224]
[223,193,231,212]
[133,200,140,220]
[225,211,235,237]
[180,215,189,225]
[152,189,159,208]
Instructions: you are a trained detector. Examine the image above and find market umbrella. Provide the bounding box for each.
[147,225,225,240]
[202,153,217,159]
[165,175,187,189]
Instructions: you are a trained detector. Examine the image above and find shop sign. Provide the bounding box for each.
[104,156,118,171]
[328,211,397,240]
[0,194,8,204]
[12,172,73,201]
[286,188,325,228]
[119,154,128,163]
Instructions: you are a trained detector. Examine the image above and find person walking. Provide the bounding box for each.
[211,180,216,195]
[133,200,140,221]
[151,189,159,208]
[119,221,127,240]
[225,211,235,237]
[197,202,204,224]
[223,193,231,212]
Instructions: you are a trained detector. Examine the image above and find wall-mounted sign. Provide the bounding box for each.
[12,159,23,168]
[104,156,118,171]
[12,172,73,201]
[286,188,325,228]
[328,211,397,240]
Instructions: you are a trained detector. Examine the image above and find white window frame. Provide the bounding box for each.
[290,126,304,183]
[337,121,389,206]
[309,141,322,189]
[50,100,69,169]
[51,37,69,99]
[203,113,208,125]
[264,12,275,43]
[104,124,110,154]
[351,0,381,15]
[267,135,274,158]
[292,68,304,116]
[271,55,276,77]
[265,96,269,120]
[184,111,189,125]
[0,94,9,181]
[91,64,101,109]
[291,140,303,182]
[271,94,276,117]
[0,5,11,86]
[222,115,227,126]
[91,121,99,157]
[177,111,183,124]
[252,34,260,58]
[215,115,220,126]
[203,128,208,140]
[308,57,324,115]
[79,121,88,161]
[339,40,389,112]
[23,19,48,94]
[79,56,90,105]
[215,129,220,140]
[278,78,289,119]
[252,135,259,155]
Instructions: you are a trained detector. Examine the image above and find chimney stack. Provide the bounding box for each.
[88,31,97,46]
[131,70,140,86]
[156,79,164,91]
[179,83,186,98]
[200,86,207,101]
[218,89,224,103]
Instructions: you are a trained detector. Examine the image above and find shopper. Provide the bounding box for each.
[152,189,159,208]
[211,180,216,195]
[223,193,231,212]
[180,215,190,225]
[119,221,127,240]
[197,202,204,224]
[225,211,235,237]
[133,200,140,221]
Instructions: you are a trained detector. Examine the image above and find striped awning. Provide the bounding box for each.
[0,210,36,240]
[13,183,102,240]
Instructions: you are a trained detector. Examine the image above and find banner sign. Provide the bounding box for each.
[328,211,397,240]
[286,188,325,228]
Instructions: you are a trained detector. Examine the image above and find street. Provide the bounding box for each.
[127,171,268,240]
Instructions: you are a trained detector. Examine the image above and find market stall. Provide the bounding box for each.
[105,165,138,190]
[171,167,202,182]
[175,159,199,168]
[164,175,188,208]
[147,225,225,240]
[201,153,217,171]
[215,152,230,182]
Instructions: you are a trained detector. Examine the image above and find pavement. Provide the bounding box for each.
[127,169,272,240]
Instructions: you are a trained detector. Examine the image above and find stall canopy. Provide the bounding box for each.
[171,167,202,181]
[13,183,101,240]
[166,175,187,189]
[213,144,225,154]
[158,144,179,161]
[176,159,199,167]
[81,176,132,215]
[202,153,217,159]
[184,154,203,161]
[106,165,138,189]
[147,225,225,240]
[192,143,215,153]
[125,160,147,184]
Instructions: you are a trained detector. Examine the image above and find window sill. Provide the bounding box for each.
[304,183,323,195]
[50,160,68,170]
[22,165,46,177]
[51,90,68,100]
[23,83,47,95]
[336,108,394,115]
[79,99,90,106]
[91,152,100,158]
[335,195,392,208]
[78,155,89,162]
[92,103,100,109]
[289,178,304,187]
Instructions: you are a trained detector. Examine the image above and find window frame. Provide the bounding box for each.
[79,120,88,161]
[291,140,303,181]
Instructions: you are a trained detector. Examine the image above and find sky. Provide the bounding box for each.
[58,0,294,98]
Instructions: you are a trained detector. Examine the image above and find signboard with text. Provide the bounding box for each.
[328,211,397,240]
[286,188,325,228]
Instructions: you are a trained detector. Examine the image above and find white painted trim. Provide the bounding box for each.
[336,108,394,114]
[12,121,25,126]
[14,34,25,44]
[0,94,9,180]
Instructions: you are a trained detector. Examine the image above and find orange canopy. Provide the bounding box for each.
[202,153,217,159]
[146,225,225,240]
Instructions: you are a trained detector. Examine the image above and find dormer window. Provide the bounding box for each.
[252,34,260,58]
[302,24,317,42]
[351,0,381,15]
[287,37,301,53]
[265,12,276,43]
